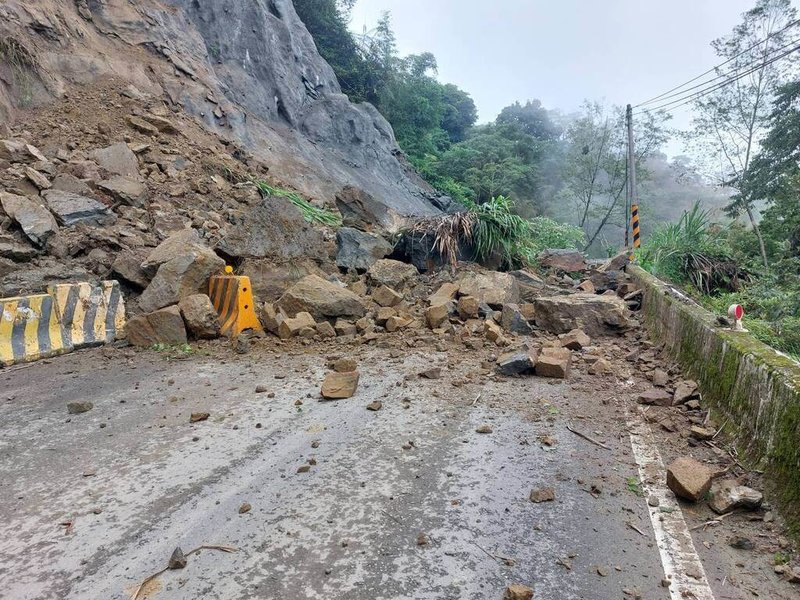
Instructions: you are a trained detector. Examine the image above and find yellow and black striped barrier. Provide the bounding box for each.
[48,281,126,348]
[632,203,641,249]
[0,294,72,366]
[208,269,263,338]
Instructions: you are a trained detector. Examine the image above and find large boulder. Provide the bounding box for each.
[42,190,116,227]
[539,248,587,272]
[240,258,327,302]
[277,275,366,320]
[335,227,392,272]
[335,186,401,231]
[458,271,519,307]
[533,294,630,336]
[217,196,329,261]
[127,305,188,347]
[367,259,418,289]
[138,238,225,313]
[0,192,58,246]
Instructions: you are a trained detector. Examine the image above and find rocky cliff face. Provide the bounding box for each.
[0,0,451,224]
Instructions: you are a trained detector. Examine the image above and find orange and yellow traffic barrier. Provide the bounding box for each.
[208,267,263,338]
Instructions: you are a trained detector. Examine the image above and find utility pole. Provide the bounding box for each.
[625,104,639,250]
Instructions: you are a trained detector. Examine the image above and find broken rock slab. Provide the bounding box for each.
[42,190,116,227]
[178,294,221,339]
[335,227,392,272]
[372,284,403,307]
[673,380,699,405]
[127,305,188,347]
[91,142,140,178]
[666,457,713,502]
[496,349,536,376]
[0,191,58,246]
[428,282,459,306]
[534,294,630,336]
[278,275,366,321]
[500,303,533,334]
[708,480,763,514]
[278,311,316,339]
[559,328,590,350]
[0,139,47,163]
[97,176,148,207]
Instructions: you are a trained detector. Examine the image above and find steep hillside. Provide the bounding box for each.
[0,0,451,223]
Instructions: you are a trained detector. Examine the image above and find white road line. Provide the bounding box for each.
[626,406,716,600]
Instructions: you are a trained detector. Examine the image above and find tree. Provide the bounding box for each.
[496,100,562,141]
[559,103,668,251]
[686,0,799,269]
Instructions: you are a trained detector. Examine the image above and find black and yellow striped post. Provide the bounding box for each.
[208,267,264,338]
[631,203,641,250]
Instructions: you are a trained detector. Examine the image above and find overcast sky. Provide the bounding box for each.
[349,0,770,142]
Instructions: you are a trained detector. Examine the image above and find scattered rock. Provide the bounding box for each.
[530,487,556,503]
[316,321,337,338]
[457,295,480,320]
[97,176,148,207]
[178,294,221,339]
[385,314,413,332]
[372,284,403,307]
[577,280,595,294]
[416,532,429,546]
[425,302,451,329]
[539,248,586,272]
[278,311,316,340]
[419,367,441,380]
[500,303,533,334]
[126,305,188,347]
[708,480,763,514]
[367,259,418,289]
[587,358,612,375]
[332,358,358,373]
[238,502,252,514]
[366,400,382,411]
[673,380,699,405]
[168,547,187,570]
[67,401,93,415]
[297,465,311,474]
[24,166,51,190]
[321,371,360,399]
[666,457,713,502]
[0,139,47,163]
[652,369,669,387]
[496,350,536,376]
[475,424,493,434]
[534,347,571,379]
[559,328,590,350]
[428,282,459,306]
[689,425,715,441]
[484,319,504,344]
[728,536,755,551]
[335,319,358,336]
[91,142,139,178]
[458,271,519,307]
[504,584,534,600]
[637,389,673,406]
[278,275,366,321]
[190,412,210,422]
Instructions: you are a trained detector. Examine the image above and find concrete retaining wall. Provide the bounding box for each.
[628,266,800,534]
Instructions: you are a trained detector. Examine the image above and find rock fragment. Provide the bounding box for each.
[637,389,672,406]
[321,371,360,399]
[530,487,556,503]
[190,412,210,423]
[67,401,93,414]
[475,424,493,434]
[168,547,187,570]
[666,457,713,502]
[559,328,590,350]
[534,347,571,379]
[504,584,534,600]
[178,294,221,339]
[372,284,403,307]
[708,480,763,514]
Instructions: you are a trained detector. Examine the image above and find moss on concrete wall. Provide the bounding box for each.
[629,266,800,536]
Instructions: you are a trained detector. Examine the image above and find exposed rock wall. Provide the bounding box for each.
[0,0,451,227]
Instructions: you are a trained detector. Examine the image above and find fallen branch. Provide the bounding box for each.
[566,423,610,450]
[471,393,482,407]
[130,544,237,600]
[689,511,738,531]
[626,522,646,537]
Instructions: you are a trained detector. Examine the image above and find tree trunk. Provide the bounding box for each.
[745,205,769,270]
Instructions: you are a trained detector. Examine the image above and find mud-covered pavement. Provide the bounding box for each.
[0,336,796,600]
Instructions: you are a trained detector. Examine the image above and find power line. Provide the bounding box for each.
[634,18,800,108]
[634,41,800,115]
[635,34,800,109]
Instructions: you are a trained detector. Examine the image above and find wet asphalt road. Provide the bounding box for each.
[0,339,755,599]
